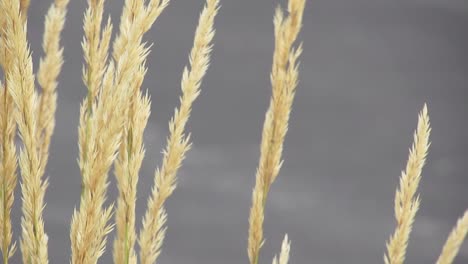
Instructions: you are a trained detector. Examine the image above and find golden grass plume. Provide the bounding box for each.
[248,0,305,264]
[2,3,48,264]
[138,0,220,263]
[436,210,468,264]
[111,0,169,263]
[384,104,431,264]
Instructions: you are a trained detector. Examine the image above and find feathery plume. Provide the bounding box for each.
[81,0,112,114]
[0,2,19,261]
[384,104,431,264]
[78,0,113,202]
[70,0,132,263]
[36,0,70,184]
[71,61,131,264]
[0,80,17,263]
[272,234,291,264]
[113,68,151,264]
[110,1,169,263]
[138,0,220,263]
[247,1,305,264]
[2,0,49,262]
[435,210,468,264]
[112,0,169,63]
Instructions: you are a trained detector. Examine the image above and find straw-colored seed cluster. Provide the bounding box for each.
[0,0,466,263]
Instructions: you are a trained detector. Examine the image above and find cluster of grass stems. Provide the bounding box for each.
[0,0,466,263]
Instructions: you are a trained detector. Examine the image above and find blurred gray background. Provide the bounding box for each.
[9,0,468,263]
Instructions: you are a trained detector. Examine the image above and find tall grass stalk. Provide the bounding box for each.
[248,1,305,264]
[384,105,431,264]
[2,0,48,262]
[0,0,20,261]
[37,0,70,178]
[0,0,69,262]
[111,1,169,263]
[0,22,18,264]
[138,0,219,263]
